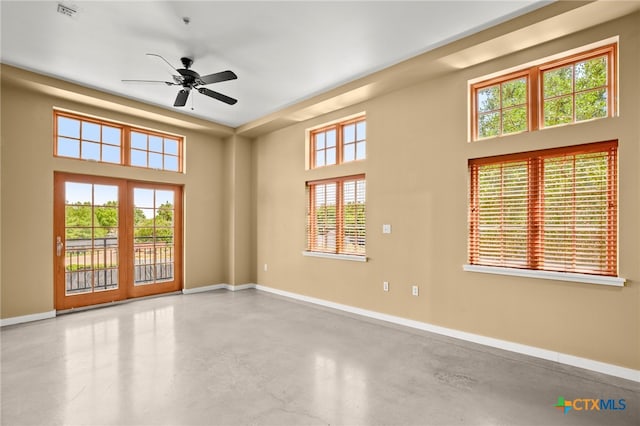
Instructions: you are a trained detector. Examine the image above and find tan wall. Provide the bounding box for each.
[0,77,230,318]
[254,13,640,370]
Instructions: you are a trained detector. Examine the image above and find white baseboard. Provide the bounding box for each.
[0,310,56,327]
[182,283,228,294]
[182,283,256,294]
[254,284,640,383]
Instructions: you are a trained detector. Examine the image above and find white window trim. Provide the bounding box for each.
[463,264,625,287]
[302,251,367,262]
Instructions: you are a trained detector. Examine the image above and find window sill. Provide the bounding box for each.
[302,251,367,262]
[463,264,625,287]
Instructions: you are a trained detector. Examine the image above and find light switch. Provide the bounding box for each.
[382,224,392,234]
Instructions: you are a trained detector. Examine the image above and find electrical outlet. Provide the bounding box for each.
[412,285,419,296]
[383,281,389,292]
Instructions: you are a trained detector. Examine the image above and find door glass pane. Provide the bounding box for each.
[134,188,175,286]
[64,182,119,295]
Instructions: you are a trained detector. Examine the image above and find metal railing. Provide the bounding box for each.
[65,238,174,294]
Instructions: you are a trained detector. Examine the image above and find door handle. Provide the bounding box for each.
[56,236,64,257]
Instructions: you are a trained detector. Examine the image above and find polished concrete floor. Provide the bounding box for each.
[1,289,638,426]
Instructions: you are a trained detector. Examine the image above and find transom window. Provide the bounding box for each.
[130,131,180,171]
[307,175,366,256]
[310,116,366,168]
[468,141,618,277]
[474,72,529,138]
[56,113,123,164]
[471,43,616,140]
[54,111,183,172]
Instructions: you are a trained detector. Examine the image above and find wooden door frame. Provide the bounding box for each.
[126,180,183,299]
[54,172,183,310]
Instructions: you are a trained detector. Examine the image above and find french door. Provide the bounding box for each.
[54,173,182,310]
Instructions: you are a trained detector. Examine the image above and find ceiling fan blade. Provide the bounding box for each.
[197,87,237,105]
[146,53,180,74]
[198,70,238,85]
[174,89,190,107]
[122,79,175,85]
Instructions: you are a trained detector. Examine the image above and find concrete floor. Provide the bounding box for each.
[1,289,638,426]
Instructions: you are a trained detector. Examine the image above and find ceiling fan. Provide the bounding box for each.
[122,54,238,107]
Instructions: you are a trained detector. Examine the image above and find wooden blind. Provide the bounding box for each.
[469,140,617,276]
[307,175,366,256]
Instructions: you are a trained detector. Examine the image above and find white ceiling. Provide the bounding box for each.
[1,1,549,128]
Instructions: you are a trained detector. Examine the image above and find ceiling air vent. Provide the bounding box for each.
[57,3,77,17]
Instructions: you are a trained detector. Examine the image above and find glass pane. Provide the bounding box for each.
[93,269,118,291]
[136,208,155,223]
[326,147,336,165]
[155,227,174,243]
[133,207,151,227]
[575,57,607,91]
[58,137,80,158]
[343,124,355,143]
[65,182,92,204]
[344,143,355,162]
[131,149,147,167]
[477,85,499,113]
[356,141,366,160]
[94,185,118,205]
[149,152,163,169]
[94,207,118,231]
[82,122,100,142]
[149,136,163,153]
[156,213,174,227]
[156,190,174,206]
[155,262,174,283]
[81,141,100,161]
[102,126,121,145]
[66,226,92,240]
[315,151,325,167]
[134,188,155,208]
[66,270,92,295]
[544,66,573,98]
[326,129,336,147]
[544,96,573,127]
[576,89,607,121]
[58,116,80,138]
[356,121,366,140]
[102,144,120,164]
[315,133,325,150]
[502,78,526,108]
[134,227,154,244]
[502,107,527,134]
[131,132,147,149]
[165,139,178,155]
[164,155,179,172]
[478,112,500,138]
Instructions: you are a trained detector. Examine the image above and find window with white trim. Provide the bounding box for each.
[468,141,618,277]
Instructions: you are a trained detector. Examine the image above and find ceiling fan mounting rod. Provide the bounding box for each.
[180,57,194,69]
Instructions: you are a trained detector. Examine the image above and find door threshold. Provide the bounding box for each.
[56,291,183,315]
